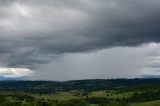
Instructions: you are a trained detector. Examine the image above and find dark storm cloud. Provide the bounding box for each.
[0,0,160,68]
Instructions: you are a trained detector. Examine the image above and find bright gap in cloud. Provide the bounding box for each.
[142,67,160,76]
[0,68,33,78]
[139,43,160,77]
[14,3,32,18]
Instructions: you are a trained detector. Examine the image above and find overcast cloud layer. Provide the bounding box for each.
[0,0,160,80]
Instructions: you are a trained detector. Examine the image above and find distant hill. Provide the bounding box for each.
[0,78,160,93]
[0,76,12,80]
[142,75,160,78]
[0,76,28,80]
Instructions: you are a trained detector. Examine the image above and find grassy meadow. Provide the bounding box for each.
[0,79,160,106]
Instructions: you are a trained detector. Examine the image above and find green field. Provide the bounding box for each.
[0,89,159,106]
[131,100,160,106]
[0,79,160,106]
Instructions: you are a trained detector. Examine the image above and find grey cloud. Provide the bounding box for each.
[0,0,160,68]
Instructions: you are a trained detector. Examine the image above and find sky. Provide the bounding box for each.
[0,0,160,80]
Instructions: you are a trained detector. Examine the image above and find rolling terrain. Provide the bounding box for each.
[0,79,160,106]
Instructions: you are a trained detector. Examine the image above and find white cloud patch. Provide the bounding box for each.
[142,67,160,76]
[140,43,160,77]
[0,68,33,77]
[13,3,32,18]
